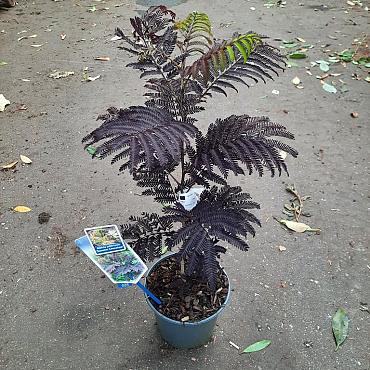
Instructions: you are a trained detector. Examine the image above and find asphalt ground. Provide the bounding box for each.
[0,1,369,369]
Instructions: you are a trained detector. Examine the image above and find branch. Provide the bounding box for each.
[198,53,244,100]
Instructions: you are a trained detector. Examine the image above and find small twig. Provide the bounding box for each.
[213,287,222,304]
[229,341,240,350]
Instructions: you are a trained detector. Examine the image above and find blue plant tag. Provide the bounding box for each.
[75,235,162,304]
[117,283,133,289]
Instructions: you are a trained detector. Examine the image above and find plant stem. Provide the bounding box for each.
[142,36,169,83]
[180,145,186,191]
[177,31,193,192]
[167,172,180,186]
[287,184,303,222]
[294,192,303,221]
[198,54,243,101]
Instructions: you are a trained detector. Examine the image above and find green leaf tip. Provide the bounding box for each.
[175,11,212,36]
[86,145,97,155]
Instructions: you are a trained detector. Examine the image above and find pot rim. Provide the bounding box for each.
[144,253,231,326]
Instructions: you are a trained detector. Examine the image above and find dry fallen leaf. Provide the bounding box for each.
[1,161,18,169]
[350,112,359,118]
[317,74,329,80]
[278,245,287,252]
[13,205,32,213]
[279,219,321,233]
[17,34,37,41]
[20,155,32,164]
[94,56,110,61]
[87,75,101,82]
[0,94,10,111]
[48,70,74,79]
[292,76,301,85]
[17,104,28,111]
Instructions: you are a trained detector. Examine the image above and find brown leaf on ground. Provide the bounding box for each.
[279,219,320,233]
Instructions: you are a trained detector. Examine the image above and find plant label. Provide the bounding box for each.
[76,228,148,284]
[84,224,125,255]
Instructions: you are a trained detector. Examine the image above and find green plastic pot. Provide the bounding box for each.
[145,254,231,349]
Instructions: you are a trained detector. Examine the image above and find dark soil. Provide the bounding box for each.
[146,256,229,322]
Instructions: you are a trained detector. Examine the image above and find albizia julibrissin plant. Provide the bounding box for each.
[83,6,298,290]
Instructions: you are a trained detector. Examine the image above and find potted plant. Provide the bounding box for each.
[83,6,297,349]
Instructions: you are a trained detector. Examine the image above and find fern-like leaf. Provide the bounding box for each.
[191,114,298,179]
[184,33,261,79]
[184,33,285,97]
[116,6,178,79]
[82,106,199,172]
[121,212,174,262]
[131,6,175,41]
[133,164,177,203]
[163,186,260,289]
[145,78,205,120]
[175,11,213,52]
